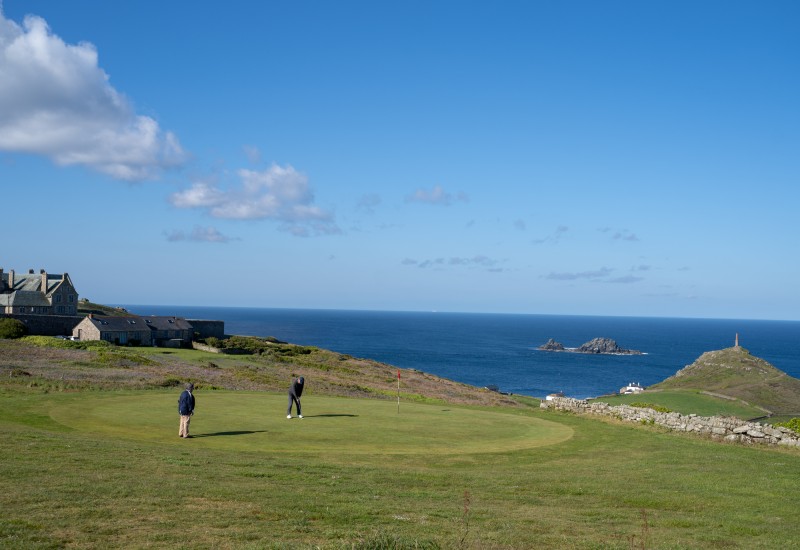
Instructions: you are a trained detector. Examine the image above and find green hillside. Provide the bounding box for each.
[648,346,800,415]
[77,299,135,317]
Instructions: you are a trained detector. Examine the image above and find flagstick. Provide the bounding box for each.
[397,369,400,414]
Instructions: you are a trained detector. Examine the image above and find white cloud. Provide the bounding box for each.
[170,163,339,236]
[0,10,185,180]
[405,185,469,206]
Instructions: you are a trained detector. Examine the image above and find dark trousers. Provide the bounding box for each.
[287,394,301,416]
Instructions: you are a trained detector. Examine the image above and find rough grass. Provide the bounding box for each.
[2,338,800,548]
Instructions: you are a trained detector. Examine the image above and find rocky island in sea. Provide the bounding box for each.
[538,337,643,355]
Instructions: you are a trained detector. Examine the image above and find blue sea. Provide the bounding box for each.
[120,306,800,400]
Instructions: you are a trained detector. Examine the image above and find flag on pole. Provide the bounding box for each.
[397,370,401,413]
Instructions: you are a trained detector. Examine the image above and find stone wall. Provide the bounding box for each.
[541,396,800,448]
[3,313,83,336]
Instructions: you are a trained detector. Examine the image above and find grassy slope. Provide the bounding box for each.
[593,390,768,419]
[648,346,800,415]
[2,338,800,548]
[76,300,135,317]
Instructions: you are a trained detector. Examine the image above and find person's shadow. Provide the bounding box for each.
[301,414,358,418]
[192,430,268,438]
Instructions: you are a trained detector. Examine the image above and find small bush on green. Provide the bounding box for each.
[0,318,28,339]
[775,418,800,435]
[629,402,672,413]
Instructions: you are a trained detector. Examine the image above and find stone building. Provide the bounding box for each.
[72,314,194,347]
[0,268,79,315]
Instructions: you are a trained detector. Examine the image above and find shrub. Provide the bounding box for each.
[630,402,672,413]
[0,318,28,339]
[775,418,800,435]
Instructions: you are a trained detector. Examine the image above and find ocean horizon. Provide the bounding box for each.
[119,305,800,400]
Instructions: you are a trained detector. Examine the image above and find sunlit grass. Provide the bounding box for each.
[2,389,799,548]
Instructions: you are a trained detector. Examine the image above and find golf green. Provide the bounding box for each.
[49,391,573,454]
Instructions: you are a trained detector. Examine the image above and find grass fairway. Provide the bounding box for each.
[49,392,574,454]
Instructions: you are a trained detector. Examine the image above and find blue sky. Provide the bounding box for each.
[1,1,798,320]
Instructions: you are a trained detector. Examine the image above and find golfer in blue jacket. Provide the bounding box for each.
[178,382,195,438]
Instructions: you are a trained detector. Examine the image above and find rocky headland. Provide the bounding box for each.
[538,337,642,355]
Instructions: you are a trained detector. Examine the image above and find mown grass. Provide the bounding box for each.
[595,389,767,419]
[2,388,799,549]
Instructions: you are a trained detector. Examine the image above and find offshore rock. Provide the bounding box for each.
[576,337,642,355]
[538,338,565,351]
[538,337,642,355]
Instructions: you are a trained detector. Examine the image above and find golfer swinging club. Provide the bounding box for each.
[287,376,304,419]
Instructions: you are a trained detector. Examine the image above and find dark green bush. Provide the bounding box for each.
[0,318,28,339]
[208,335,311,356]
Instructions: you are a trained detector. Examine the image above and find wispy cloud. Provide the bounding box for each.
[598,227,639,241]
[607,275,644,284]
[545,267,613,281]
[405,185,469,206]
[0,10,185,180]
[533,225,570,244]
[356,193,381,214]
[243,145,262,164]
[546,266,645,284]
[402,255,504,271]
[165,226,236,243]
[170,164,339,237]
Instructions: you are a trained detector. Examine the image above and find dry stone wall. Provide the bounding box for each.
[541,396,800,448]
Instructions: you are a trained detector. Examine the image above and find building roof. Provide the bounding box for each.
[82,315,150,332]
[142,316,194,331]
[0,290,52,307]
[1,270,76,297]
[81,315,194,332]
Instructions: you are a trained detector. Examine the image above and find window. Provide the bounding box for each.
[55,295,62,303]
[68,295,74,303]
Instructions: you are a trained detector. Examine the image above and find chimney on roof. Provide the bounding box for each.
[41,270,48,293]
[89,314,94,319]
[29,269,34,274]
[8,270,14,287]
